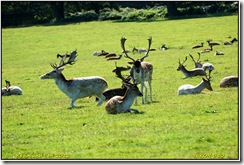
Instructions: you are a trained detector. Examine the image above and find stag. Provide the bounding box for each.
[177,56,206,78]
[121,37,153,104]
[40,50,108,108]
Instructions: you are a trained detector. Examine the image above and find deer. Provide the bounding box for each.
[121,37,153,104]
[206,39,220,47]
[220,76,238,88]
[224,38,238,45]
[132,47,147,54]
[106,54,122,61]
[2,80,22,96]
[96,63,131,102]
[40,50,108,108]
[105,53,117,58]
[189,53,202,68]
[201,45,213,53]
[177,56,206,78]
[214,51,224,56]
[160,44,169,50]
[189,53,215,73]
[178,71,213,95]
[192,42,204,49]
[105,81,143,114]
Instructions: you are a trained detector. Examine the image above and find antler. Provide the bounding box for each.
[206,70,212,80]
[189,54,196,63]
[113,62,131,82]
[121,37,135,62]
[50,50,78,69]
[140,36,152,62]
[197,52,201,62]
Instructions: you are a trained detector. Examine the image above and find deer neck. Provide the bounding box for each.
[122,89,137,107]
[54,73,72,91]
[194,80,206,93]
[180,66,190,77]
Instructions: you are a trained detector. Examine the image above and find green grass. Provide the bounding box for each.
[1,15,239,160]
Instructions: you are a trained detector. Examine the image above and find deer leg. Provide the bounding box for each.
[70,98,78,108]
[129,108,139,114]
[148,78,152,102]
[141,82,145,104]
[96,94,105,106]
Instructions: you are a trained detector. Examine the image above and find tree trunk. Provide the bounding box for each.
[165,2,178,17]
[50,2,64,22]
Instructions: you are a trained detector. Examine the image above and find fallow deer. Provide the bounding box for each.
[132,47,147,54]
[177,56,206,78]
[189,53,202,68]
[207,39,220,47]
[189,53,215,73]
[178,71,213,95]
[121,37,153,104]
[224,38,238,45]
[96,63,131,102]
[192,42,204,49]
[201,45,213,53]
[107,54,122,61]
[2,80,22,96]
[220,76,238,88]
[105,81,143,114]
[40,50,108,108]
[214,51,224,56]
[160,44,169,50]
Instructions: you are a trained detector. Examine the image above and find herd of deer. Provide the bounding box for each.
[2,37,238,114]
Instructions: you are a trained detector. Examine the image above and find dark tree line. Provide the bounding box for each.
[1,1,238,27]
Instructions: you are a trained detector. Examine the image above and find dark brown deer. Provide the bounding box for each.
[121,37,153,104]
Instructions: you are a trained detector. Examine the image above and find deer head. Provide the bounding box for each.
[121,37,152,70]
[177,56,188,71]
[40,50,78,79]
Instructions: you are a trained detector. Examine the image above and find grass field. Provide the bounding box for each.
[1,15,239,160]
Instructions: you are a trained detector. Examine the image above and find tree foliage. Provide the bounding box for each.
[1,1,238,27]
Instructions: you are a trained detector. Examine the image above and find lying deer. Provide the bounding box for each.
[207,39,220,47]
[2,80,22,96]
[132,47,147,54]
[121,37,153,104]
[177,56,206,78]
[40,50,108,108]
[189,53,215,72]
[96,63,131,102]
[192,42,204,49]
[107,54,122,61]
[224,38,238,45]
[105,81,143,114]
[178,71,213,95]
[220,76,238,88]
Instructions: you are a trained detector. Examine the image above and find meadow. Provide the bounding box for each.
[1,15,239,160]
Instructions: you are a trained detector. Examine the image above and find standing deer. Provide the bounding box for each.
[105,81,143,114]
[178,71,213,95]
[121,37,153,104]
[177,56,206,78]
[40,50,108,108]
[2,80,22,96]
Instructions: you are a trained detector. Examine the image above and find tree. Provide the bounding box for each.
[50,2,64,22]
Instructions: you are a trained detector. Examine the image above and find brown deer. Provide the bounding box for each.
[106,54,122,61]
[40,50,108,108]
[224,38,238,45]
[207,39,220,47]
[96,63,131,102]
[220,76,238,87]
[105,81,143,114]
[177,56,206,78]
[192,42,204,49]
[121,37,153,104]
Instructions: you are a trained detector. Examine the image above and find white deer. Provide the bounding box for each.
[121,37,153,104]
[178,71,213,95]
[40,50,108,108]
[2,80,22,96]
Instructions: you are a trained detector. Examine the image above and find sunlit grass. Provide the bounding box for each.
[1,15,239,160]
